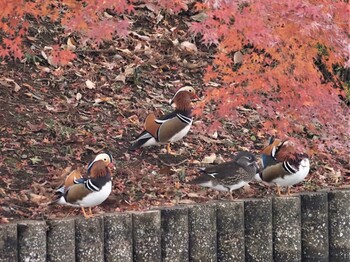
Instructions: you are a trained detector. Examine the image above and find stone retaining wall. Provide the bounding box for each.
[0,190,349,261]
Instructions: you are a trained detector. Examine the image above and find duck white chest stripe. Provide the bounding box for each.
[283,161,297,174]
[271,146,277,158]
[85,180,100,191]
[155,119,168,124]
[177,114,192,124]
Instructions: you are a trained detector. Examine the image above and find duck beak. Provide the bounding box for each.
[108,162,115,170]
[192,93,200,100]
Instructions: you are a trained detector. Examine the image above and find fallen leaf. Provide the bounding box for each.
[94,97,113,104]
[191,12,208,22]
[115,73,126,83]
[178,199,196,204]
[131,32,151,41]
[25,92,42,100]
[0,217,10,223]
[242,184,254,195]
[103,11,113,18]
[1,78,21,92]
[85,145,105,154]
[180,41,198,53]
[0,187,6,196]
[116,48,133,55]
[45,104,56,111]
[76,92,82,101]
[144,3,159,13]
[43,46,53,51]
[214,155,225,164]
[187,192,201,198]
[234,51,243,64]
[66,38,77,51]
[30,156,42,165]
[32,181,48,195]
[27,123,45,132]
[86,80,96,89]
[22,83,35,91]
[26,36,38,41]
[202,153,217,164]
[30,193,48,205]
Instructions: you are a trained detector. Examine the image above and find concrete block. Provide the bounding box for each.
[0,223,18,262]
[301,192,329,262]
[244,198,273,262]
[75,216,104,262]
[18,220,47,262]
[161,206,189,262]
[47,218,75,262]
[328,190,350,262]
[104,212,133,262]
[188,203,217,262]
[133,210,161,262]
[217,201,245,262]
[273,196,301,262]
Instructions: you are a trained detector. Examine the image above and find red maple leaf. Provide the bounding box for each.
[49,46,76,66]
[0,47,9,58]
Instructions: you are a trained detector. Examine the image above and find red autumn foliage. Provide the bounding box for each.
[0,0,348,153]
[0,0,349,222]
[190,0,349,166]
[0,0,189,64]
[1,0,348,152]
[48,45,77,67]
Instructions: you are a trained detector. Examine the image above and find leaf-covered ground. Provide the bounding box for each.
[1,6,349,223]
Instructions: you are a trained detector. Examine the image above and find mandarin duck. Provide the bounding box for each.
[260,137,295,166]
[50,153,114,218]
[129,86,199,154]
[189,151,260,199]
[255,137,310,196]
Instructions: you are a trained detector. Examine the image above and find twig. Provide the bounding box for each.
[157,157,188,167]
[75,49,118,53]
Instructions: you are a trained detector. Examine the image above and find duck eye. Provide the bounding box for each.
[104,158,107,161]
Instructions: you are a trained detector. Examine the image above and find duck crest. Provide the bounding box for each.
[172,92,193,112]
[275,142,297,162]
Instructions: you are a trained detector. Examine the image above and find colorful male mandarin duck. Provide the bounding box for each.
[255,137,310,196]
[189,151,260,199]
[129,86,199,154]
[50,153,114,218]
[260,137,295,166]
